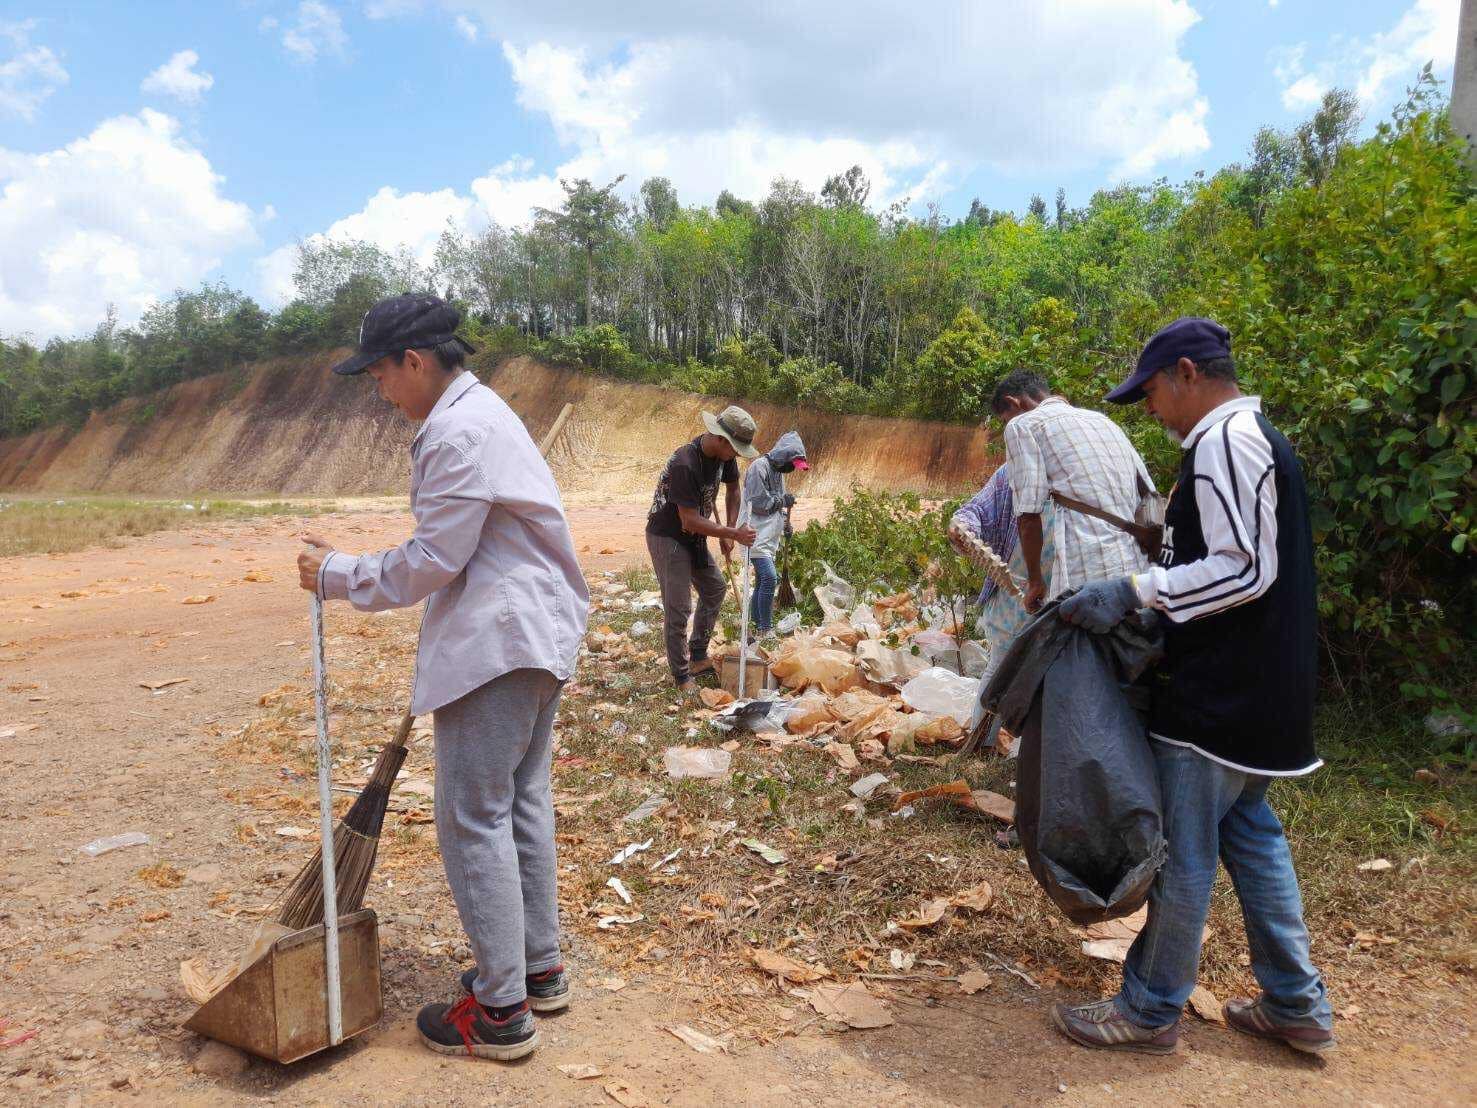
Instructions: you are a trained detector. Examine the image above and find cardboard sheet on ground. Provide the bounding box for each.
[893,779,1015,824]
[805,981,894,1029]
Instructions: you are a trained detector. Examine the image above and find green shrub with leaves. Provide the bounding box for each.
[1203,74,1475,702]
[785,488,978,624]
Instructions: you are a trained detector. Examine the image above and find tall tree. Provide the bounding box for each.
[536,176,628,327]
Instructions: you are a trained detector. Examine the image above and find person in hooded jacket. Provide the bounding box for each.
[742,431,809,636]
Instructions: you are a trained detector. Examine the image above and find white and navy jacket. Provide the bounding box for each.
[1135,397,1320,776]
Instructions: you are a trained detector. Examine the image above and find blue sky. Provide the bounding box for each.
[0,0,1459,339]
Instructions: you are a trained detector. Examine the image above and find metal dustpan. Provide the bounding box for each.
[187,596,382,1063]
[184,911,383,1063]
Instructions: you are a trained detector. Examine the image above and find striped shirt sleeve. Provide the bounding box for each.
[1141,411,1280,622]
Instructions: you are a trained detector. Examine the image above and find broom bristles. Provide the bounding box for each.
[271,712,416,930]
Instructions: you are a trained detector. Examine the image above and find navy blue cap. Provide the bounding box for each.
[1107,316,1232,404]
[331,294,476,376]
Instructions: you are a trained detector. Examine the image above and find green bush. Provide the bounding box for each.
[1205,76,1475,700]
[786,488,977,623]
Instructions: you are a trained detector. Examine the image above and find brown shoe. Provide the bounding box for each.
[676,678,700,698]
[1050,999,1178,1055]
[1225,996,1335,1054]
[689,656,716,677]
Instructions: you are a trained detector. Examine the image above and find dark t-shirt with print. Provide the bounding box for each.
[646,437,738,558]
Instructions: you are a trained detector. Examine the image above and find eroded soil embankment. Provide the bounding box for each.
[0,353,998,500]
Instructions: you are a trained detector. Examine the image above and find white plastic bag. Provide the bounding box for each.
[663,746,733,779]
[900,667,980,727]
[776,611,803,635]
[814,562,856,623]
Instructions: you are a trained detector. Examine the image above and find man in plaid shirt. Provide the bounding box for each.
[991,371,1157,610]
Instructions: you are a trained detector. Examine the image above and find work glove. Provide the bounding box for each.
[782,493,796,510]
[1057,577,1140,634]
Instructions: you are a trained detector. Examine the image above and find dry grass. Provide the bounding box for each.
[0,495,329,557]
[218,569,1475,1027]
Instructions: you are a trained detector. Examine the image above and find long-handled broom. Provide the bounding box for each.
[273,409,575,931]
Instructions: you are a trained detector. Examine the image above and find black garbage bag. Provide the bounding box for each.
[979,594,1167,926]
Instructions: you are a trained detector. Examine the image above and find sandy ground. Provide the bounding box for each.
[1,502,1472,1106]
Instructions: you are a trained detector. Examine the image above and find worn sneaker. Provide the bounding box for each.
[689,656,717,677]
[1225,996,1336,1054]
[417,995,539,1061]
[459,966,572,1013]
[1050,999,1179,1055]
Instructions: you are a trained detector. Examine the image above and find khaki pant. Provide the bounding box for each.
[646,532,726,683]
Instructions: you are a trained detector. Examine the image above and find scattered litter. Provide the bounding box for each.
[79,831,151,857]
[666,1024,727,1054]
[139,677,189,691]
[606,877,633,904]
[889,949,915,971]
[558,1063,604,1080]
[700,687,736,709]
[849,773,891,800]
[1081,906,1147,962]
[825,742,860,771]
[629,620,651,636]
[957,970,992,994]
[604,1081,648,1107]
[739,838,787,865]
[650,847,682,870]
[894,897,950,930]
[900,667,979,727]
[1424,712,1470,738]
[596,914,644,929]
[623,796,667,824]
[1188,985,1224,1024]
[181,595,217,605]
[855,640,930,687]
[663,746,732,780]
[274,825,315,840]
[804,981,894,1029]
[748,948,828,983]
[950,881,994,912]
[776,611,802,635]
[893,780,1015,824]
[609,839,654,865]
[242,570,274,583]
[1357,858,1394,873]
[1413,768,1439,785]
[813,563,856,622]
[599,976,628,991]
[770,645,862,695]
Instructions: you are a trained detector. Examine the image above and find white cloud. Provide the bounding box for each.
[365,0,425,16]
[257,184,478,302]
[280,1,348,63]
[0,110,258,338]
[454,14,480,41]
[141,49,215,105]
[0,19,68,121]
[1274,0,1458,116]
[1354,0,1458,105]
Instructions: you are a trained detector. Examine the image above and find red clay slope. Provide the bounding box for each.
[0,352,1000,500]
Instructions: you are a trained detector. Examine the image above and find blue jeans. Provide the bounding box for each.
[1117,741,1332,1030]
[748,556,777,633]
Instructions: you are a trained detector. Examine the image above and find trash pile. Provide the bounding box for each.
[703,564,990,773]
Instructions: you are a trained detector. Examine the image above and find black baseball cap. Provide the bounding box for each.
[1106,316,1231,404]
[330,294,477,376]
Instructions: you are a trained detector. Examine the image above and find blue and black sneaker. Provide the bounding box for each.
[460,965,571,1013]
[416,995,539,1061]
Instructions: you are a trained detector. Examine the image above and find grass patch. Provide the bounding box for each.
[0,495,331,557]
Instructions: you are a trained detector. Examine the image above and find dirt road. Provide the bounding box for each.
[2,504,1471,1105]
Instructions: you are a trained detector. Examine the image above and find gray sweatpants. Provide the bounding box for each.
[647,532,726,683]
[432,667,564,1007]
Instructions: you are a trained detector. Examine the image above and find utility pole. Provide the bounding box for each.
[1455,0,1477,174]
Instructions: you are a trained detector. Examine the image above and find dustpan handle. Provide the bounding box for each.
[311,594,344,1046]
